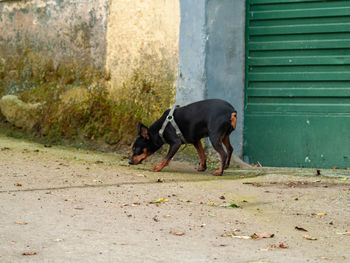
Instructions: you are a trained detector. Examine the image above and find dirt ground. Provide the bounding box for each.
[0,134,349,263]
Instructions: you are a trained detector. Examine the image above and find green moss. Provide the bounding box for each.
[0,110,5,122]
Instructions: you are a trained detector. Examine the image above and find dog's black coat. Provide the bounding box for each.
[130,99,237,176]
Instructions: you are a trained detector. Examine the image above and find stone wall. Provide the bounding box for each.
[175,0,207,105]
[0,0,109,69]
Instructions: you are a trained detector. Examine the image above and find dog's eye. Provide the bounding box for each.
[132,147,136,152]
[134,147,143,154]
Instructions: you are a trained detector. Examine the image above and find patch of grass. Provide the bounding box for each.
[0,41,176,149]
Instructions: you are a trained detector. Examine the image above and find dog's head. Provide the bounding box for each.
[129,123,154,165]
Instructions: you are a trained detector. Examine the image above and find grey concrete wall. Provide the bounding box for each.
[176,0,245,157]
[175,0,207,106]
[206,0,245,157]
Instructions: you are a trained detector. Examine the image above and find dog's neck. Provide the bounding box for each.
[148,111,169,152]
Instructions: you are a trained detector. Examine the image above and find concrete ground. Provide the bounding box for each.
[0,134,349,263]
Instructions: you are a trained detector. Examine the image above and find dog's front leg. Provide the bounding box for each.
[152,141,181,172]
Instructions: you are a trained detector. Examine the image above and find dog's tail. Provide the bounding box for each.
[230,112,237,130]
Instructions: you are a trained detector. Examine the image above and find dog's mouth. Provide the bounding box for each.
[129,154,147,165]
[136,158,145,164]
[129,150,154,165]
[129,158,143,165]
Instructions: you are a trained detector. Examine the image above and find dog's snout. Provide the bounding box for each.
[129,159,134,165]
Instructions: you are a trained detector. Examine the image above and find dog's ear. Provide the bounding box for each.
[138,122,149,139]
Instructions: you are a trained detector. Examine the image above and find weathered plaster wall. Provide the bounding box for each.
[176,0,245,157]
[106,0,180,87]
[0,0,109,68]
[0,0,180,86]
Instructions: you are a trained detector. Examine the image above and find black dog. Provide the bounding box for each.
[129,99,237,176]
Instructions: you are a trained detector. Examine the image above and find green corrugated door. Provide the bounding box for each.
[244,0,350,168]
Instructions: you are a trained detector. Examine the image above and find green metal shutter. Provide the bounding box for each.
[244,0,350,168]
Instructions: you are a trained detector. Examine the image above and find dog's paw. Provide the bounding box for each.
[197,163,207,172]
[212,170,223,176]
[152,166,162,172]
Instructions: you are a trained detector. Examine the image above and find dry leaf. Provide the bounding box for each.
[295,226,308,232]
[261,243,290,251]
[15,183,22,187]
[15,222,28,225]
[93,179,103,183]
[22,252,37,256]
[114,242,127,245]
[219,203,240,208]
[312,212,327,216]
[221,232,234,238]
[153,198,168,203]
[251,233,259,239]
[279,243,289,248]
[316,212,327,216]
[260,244,277,251]
[221,232,250,239]
[303,234,317,240]
[337,232,350,236]
[173,232,185,236]
[251,233,274,240]
[178,199,190,203]
[231,235,251,239]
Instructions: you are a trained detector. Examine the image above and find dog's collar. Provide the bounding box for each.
[159,104,187,144]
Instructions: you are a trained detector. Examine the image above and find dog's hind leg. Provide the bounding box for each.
[222,134,233,169]
[209,135,226,176]
[194,140,207,172]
